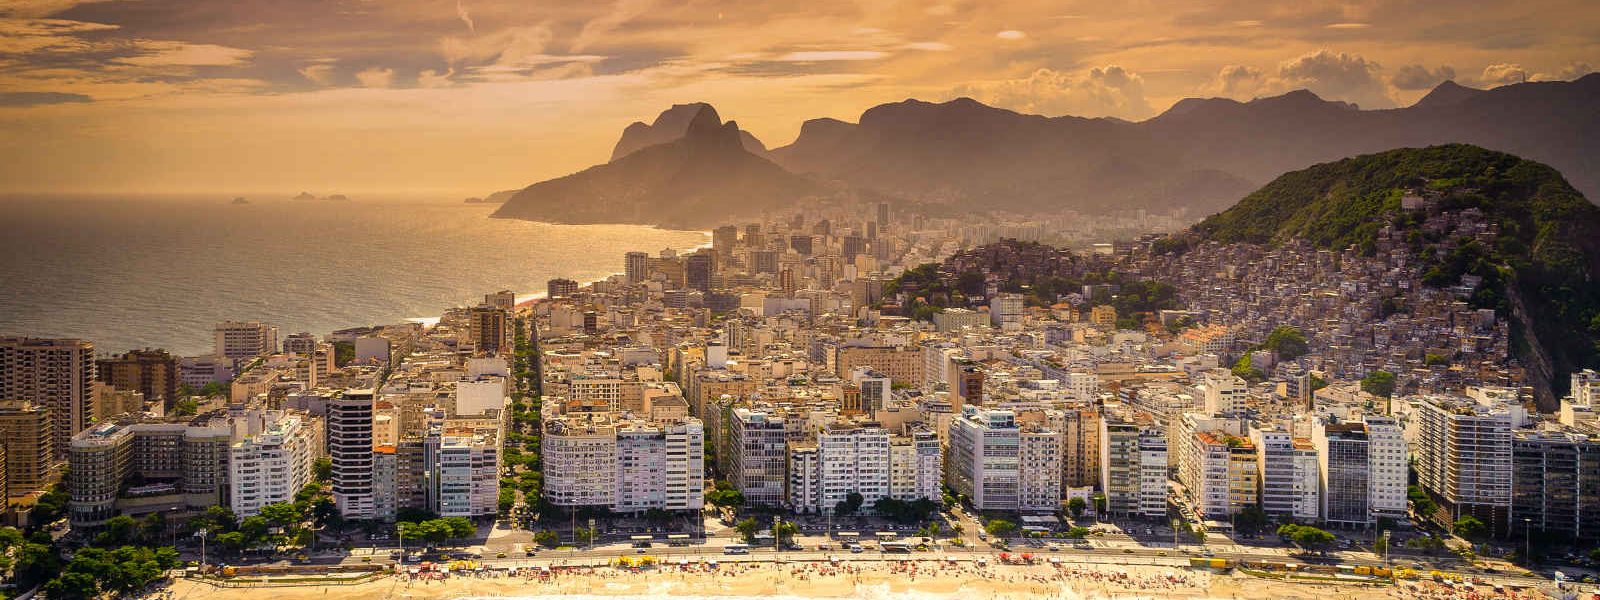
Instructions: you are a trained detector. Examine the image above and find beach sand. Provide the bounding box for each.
[151,558,1531,600]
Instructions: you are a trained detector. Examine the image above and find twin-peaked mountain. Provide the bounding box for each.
[492,104,820,228]
[494,74,1600,227]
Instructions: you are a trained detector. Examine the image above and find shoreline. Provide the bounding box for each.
[155,554,1527,600]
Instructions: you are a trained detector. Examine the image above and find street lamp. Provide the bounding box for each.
[194,528,210,571]
[1523,518,1532,565]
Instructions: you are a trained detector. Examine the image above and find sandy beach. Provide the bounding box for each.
[153,557,1548,600]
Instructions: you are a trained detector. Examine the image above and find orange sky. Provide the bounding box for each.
[0,0,1595,196]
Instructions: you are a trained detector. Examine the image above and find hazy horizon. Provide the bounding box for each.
[1,0,1596,196]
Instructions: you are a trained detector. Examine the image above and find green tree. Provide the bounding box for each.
[312,456,333,482]
[773,520,798,546]
[534,530,560,547]
[1408,485,1439,518]
[1453,515,1488,541]
[93,515,138,547]
[1067,497,1087,520]
[1277,524,1336,553]
[706,481,745,509]
[1064,526,1091,539]
[1234,505,1270,535]
[984,519,1018,538]
[833,491,864,517]
[259,502,305,529]
[1361,371,1397,398]
[1263,326,1310,360]
[172,398,200,416]
[734,517,761,543]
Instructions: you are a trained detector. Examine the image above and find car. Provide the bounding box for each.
[818,543,832,550]
[525,549,537,557]
[850,545,864,554]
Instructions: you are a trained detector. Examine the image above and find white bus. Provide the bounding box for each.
[722,544,750,555]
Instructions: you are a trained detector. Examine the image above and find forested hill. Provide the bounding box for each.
[1190,144,1600,398]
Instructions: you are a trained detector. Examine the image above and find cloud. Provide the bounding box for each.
[0,18,118,53]
[1325,23,1370,29]
[298,62,337,85]
[1209,64,1266,96]
[904,42,952,52]
[354,66,395,88]
[1274,49,1392,108]
[116,41,253,67]
[777,51,889,62]
[0,91,92,106]
[1202,50,1394,108]
[418,68,455,88]
[455,0,474,33]
[952,65,1153,119]
[1558,62,1594,80]
[996,30,1026,41]
[572,0,655,53]
[1391,64,1456,90]
[1480,63,1527,85]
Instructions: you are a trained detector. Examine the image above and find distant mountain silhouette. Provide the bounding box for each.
[766,74,1600,215]
[493,105,818,228]
[1410,80,1484,109]
[493,75,1599,226]
[610,102,768,161]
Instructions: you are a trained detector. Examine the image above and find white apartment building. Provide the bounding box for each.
[1136,429,1169,518]
[329,389,376,519]
[430,431,500,517]
[214,321,278,361]
[990,293,1024,331]
[542,413,618,508]
[543,412,704,513]
[1251,425,1320,521]
[228,412,315,517]
[1198,369,1247,414]
[1180,428,1257,520]
[947,408,1061,513]
[615,418,704,513]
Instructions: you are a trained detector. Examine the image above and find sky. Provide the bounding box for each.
[0,0,1595,197]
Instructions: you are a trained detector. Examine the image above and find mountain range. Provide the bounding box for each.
[495,74,1600,228]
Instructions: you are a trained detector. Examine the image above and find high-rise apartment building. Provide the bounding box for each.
[1511,427,1600,543]
[96,348,178,404]
[946,408,1062,513]
[625,251,650,284]
[0,401,58,495]
[1250,425,1319,521]
[547,278,579,298]
[1412,393,1520,535]
[542,413,704,513]
[465,306,508,354]
[989,293,1024,331]
[213,321,278,361]
[1,336,95,460]
[229,411,316,517]
[728,408,791,508]
[685,252,714,292]
[428,429,501,517]
[329,389,376,519]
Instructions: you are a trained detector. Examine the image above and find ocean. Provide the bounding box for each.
[0,195,707,356]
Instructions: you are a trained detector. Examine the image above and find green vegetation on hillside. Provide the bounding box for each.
[1192,144,1600,397]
